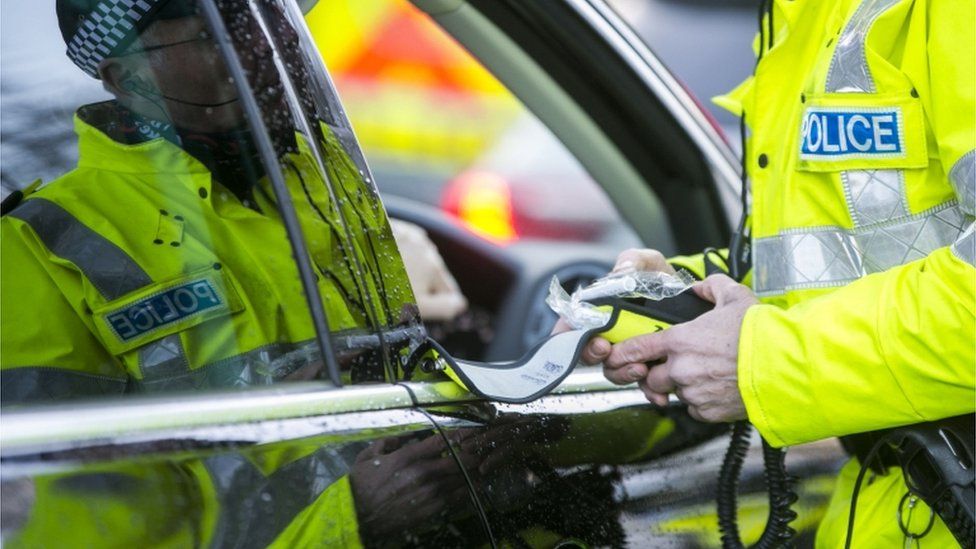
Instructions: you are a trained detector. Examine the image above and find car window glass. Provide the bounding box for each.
[606,0,758,153]
[0,0,422,407]
[307,0,639,246]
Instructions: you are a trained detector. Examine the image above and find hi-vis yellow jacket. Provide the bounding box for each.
[0,101,417,547]
[1,102,408,398]
[707,0,974,546]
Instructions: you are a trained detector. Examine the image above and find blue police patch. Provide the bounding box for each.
[105,278,224,342]
[799,107,905,161]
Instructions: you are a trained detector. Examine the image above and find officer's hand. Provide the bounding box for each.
[605,274,757,422]
[350,431,479,540]
[567,248,677,366]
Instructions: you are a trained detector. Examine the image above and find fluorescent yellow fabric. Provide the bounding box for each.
[817,461,947,548]
[739,247,975,445]
[0,104,377,546]
[714,0,975,546]
[5,464,205,549]
[271,475,364,548]
[668,253,714,280]
[0,104,401,388]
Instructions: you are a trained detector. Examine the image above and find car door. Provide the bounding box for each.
[0,1,488,547]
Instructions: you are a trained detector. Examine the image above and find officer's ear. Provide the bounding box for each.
[99,58,152,101]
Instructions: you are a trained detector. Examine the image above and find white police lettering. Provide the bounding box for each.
[847,115,872,151]
[106,279,224,342]
[800,107,903,160]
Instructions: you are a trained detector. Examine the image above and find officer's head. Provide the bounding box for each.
[57,0,266,132]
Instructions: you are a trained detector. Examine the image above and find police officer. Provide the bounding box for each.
[1,0,416,398]
[0,0,427,546]
[580,1,975,546]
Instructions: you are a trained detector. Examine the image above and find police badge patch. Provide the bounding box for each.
[800,106,906,162]
[104,278,227,343]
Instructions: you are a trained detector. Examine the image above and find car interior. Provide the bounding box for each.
[364,0,740,362]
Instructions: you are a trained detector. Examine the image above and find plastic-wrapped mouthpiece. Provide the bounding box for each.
[546,270,694,330]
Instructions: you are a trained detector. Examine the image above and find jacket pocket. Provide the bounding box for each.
[796,91,927,172]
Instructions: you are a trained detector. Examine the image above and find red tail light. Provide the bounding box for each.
[441,170,518,243]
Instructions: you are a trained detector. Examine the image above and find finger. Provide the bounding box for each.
[693,274,744,306]
[603,362,648,385]
[581,337,611,365]
[612,248,675,274]
[644,363,675,395]
[637,379,669,407]
[686,405,705,422]
[356,437,400,463]
[479,445,519,475]
[397,433,453,462]
[606,330,672,368]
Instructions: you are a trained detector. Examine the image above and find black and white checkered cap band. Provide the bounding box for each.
[66,0,157,77]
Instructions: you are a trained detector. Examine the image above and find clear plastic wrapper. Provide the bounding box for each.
[546,270,695,330]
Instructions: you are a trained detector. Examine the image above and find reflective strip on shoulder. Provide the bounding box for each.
[1,367,127,405]
[826,0,900,93]
[203,445,349,549]
[9,198,152,300]
[754,203,968,295]
[131,340,319,392]
[949,149,976,215]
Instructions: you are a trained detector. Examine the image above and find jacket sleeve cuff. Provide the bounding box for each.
[668,254,706,280]
[737,303,789,447]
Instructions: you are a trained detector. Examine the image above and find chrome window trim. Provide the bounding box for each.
[1,383,413,456]
[571,0,743,224]
[1,371,641,460]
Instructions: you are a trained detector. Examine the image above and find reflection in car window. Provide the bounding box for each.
[308,0,636,245]
[3,405,487,547]
[0,0,421,405]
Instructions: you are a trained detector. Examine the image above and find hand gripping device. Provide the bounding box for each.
[431,290,713,404]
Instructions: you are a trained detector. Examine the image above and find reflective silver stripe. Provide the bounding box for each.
[949,149,976,215]
[826,1,910,230]
[1,367,127,404]
[826,0,900,93]
[204,445,350,549]
[842,169,910,226]
[132,340,319,392]
[754,203,968,295]
[952,224,976,267]
[138,334,190,382]
[10,199,179,380]
[10,198,152,300]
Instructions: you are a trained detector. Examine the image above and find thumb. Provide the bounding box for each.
[693,274,746,307]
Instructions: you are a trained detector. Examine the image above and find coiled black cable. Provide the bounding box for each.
[756,439,799,548]
[717,421,799,549]
[718,421,753,548]
[718,0,798,545]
